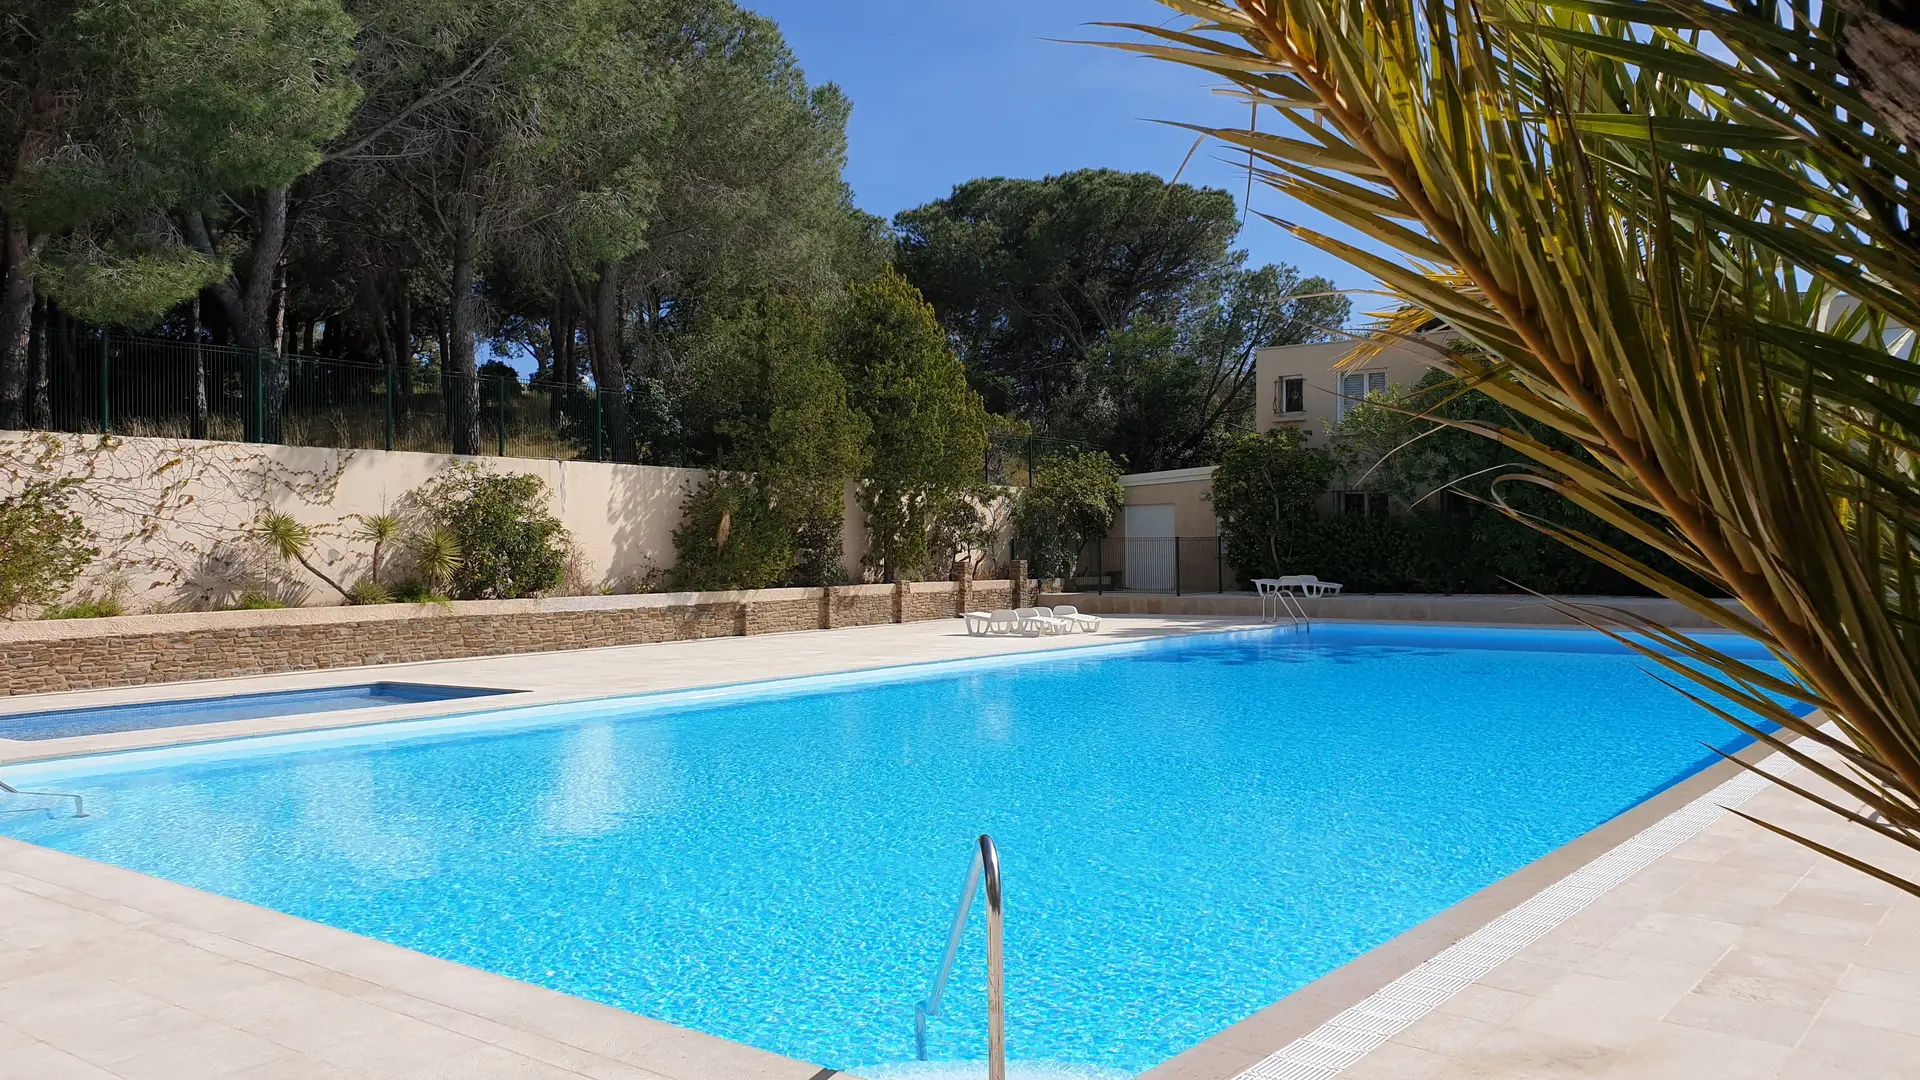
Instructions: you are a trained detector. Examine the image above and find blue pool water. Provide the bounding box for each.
[0,625,1788,1074]
[0,682,515,741]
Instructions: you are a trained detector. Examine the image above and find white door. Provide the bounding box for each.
[1125,504,1177,591]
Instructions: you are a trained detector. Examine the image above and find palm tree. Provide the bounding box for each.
[357,513,402,585]
[1097,0,1920,892]
[258,511,352,602]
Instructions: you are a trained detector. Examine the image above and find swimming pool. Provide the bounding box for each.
[0,682,516,741]
[0,624,1786,1075]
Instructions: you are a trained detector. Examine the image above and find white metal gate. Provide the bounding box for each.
[1124,504,1176,591]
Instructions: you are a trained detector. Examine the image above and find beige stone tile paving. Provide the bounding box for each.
[1324,752,1920,1080]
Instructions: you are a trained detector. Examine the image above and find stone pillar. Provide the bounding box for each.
[1009,558,1028,608]
[892,578,908,623]
[952,557,972,616]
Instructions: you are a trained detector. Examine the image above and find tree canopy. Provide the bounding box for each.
[4,10,1349,489]
[895,168,1350,468]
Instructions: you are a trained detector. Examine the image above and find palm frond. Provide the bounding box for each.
[1106,0,1920,887]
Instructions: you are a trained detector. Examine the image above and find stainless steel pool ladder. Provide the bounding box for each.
[914,833,1005,1080]
[1261,586,1310,626]
[0,779,87,818]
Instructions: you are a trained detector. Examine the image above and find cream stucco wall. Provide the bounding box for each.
[1,432,886,612]
[1113,468,1220,539]
[1254,336,1440,442]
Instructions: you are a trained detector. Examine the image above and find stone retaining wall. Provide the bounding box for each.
[3,581,1010,696]
[825,584,894,629]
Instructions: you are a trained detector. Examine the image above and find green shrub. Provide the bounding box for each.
[231,590,289,611]
[669,474,794,591]
[44,594,126,620]
[1210,370,1714,596]
[0,481,98,618]
[1211,428,1335,582]
[1014,450,1125,579]
[405,467,571,600]
[390,579,450,605]
[348,579,394,605]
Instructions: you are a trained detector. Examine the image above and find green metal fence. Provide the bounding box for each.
[22,328,1080,481]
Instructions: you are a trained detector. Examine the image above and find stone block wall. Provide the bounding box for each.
[739,590,828,636]
[825,584,894,629]
[902,581,959,622]
[968,583,1014,612]
[3,582,1013,696]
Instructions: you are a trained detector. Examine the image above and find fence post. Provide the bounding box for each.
[384,364,395,451]
[1174,537,1182,597]
[594,390,604,461]
[495,374,506,456]
[97,329,110,434]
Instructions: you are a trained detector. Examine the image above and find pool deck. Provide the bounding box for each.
[4,616,1919,1080]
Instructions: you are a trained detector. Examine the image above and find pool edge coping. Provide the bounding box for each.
[1136,731,1803,1080]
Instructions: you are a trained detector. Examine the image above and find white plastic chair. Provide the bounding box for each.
[1051,605,1101,633]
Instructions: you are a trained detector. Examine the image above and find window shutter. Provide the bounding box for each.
[1368,371,1388,395]
[1338,373,1367,419]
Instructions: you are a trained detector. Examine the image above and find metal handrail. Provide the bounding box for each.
[914,834,1006,1080]
[1255,581,1311,626]
[1276,589,1310,626]
[0,779,87,818]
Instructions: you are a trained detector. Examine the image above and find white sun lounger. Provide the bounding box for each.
[986,609,1021,635]
[963,611,994,636]
[1276,574,1343,597]
[1016,607,1070,635]
[1051,605,1101,632]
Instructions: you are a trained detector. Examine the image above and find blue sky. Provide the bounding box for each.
[745,0,1378,299]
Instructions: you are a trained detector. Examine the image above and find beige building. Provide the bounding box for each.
[1254,336,1439,442]
[1084,335,1441,589]
[1081,467,1234,593]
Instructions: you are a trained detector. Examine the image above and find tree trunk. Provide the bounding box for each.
[26,293,47,428]
[0,219,38,430]
[190,296,208,440]
[446,193,482,456]
[1838,1,1920,149]
[394,289,414,412]
[589,261,631,462]
[547,296,570,423]
[263,260,289,442]
[189,187,288,352]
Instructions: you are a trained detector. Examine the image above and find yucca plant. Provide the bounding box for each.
[1097,0,1920,892]
[411,527,464,600]
[356,512,402,586]
[257,511,353,603]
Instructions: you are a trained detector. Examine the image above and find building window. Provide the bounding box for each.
[1336,370,1389,422]
[1277,375,1306,417]
[1338,491,1391,517]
